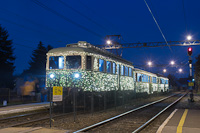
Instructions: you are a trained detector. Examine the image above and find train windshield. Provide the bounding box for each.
[49,56,64,69]
[66,55,81,69]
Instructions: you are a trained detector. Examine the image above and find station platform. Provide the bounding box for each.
[157,109,200,133]
[0,127,68,133]
[0,102,49,115]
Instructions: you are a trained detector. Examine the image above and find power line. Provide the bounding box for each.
[57,0,111,33]
[31,0,103,38]
[143,0,173,52]
[76,0,120,33]
[182,0,188,34]
[0,8,76,40]
[0,17,63,42]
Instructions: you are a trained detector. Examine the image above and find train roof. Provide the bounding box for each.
[134,68,168,79]
[134,68,157,76]
[47,41,133,66]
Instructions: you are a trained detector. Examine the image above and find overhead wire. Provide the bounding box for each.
[0,8,76,40]
[0,17,64,42]
[76,0,121,33]
[31,0,103,38]
[182,0,188,34]
[143,0,173,52]
[57,0,111,34]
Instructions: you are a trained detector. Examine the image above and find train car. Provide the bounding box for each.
[46,41,168,94]
[157,74,169,92]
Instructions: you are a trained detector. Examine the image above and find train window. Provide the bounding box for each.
[121,65,124,75]
[113,62,116,74]
[160,79,165,84]
[66,56,81,69]
[49,56,64,69]
[125,66,128,76]
[129,68,132,77]
[106,61,111,73]
[99,59,104,72]
[149,76,151,82]
[137,73,142,82]
[117,64,120,74]
[152,77,157,83]
[86,56,92,70]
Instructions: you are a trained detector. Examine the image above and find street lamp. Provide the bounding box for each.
[170,61,175,65]
[147,61,152,67]
[187,35,192,41]
[179,68,182,73]
[163,69,167,73]
[106,40,112,45]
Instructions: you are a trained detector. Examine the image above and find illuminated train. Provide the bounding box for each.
[46,41,169,95]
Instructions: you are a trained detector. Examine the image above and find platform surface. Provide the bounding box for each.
[0,102,49,115]
[157,109,200,133]
[0,127,69,133]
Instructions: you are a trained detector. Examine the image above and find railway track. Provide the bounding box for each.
[0,110,79,128]
[73,93,186,133]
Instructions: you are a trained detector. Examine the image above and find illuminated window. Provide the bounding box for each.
[137,73,142,82]
[152,77,157,83]
[117,64,120,74]
[142,75,149,82]
[125,66,128,76]
[113,62,116,74]
[121,65,124,75]
[129,68,132,77]
[49,56,64,69]
[99,59,104,72]
[107,61,111,73]
[66,56,81,69]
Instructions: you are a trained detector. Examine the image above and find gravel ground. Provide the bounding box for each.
[28,93,171,132]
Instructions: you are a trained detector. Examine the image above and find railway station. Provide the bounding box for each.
[1,0,200,133]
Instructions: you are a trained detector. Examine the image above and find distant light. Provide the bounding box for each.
[179,68,182,73]
[50,74,55,79]
[148,61,152,66]
[106,40,112,45]
[163,69,167,73]
[187,35,192,41]
[74,73,80,78]
[170,61,175,65]
[192,79,195,82]
[188,47,192,51]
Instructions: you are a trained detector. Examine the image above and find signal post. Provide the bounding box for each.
[187,47,194,90]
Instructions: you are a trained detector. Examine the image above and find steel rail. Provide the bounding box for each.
[132,93,187,133]
[0,111,48,121]
[1,112,75,128]
[73,93,178,133]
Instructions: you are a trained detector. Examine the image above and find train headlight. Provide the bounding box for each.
[74,73,80,79]
[50,73,55,79]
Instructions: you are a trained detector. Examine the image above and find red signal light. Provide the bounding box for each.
[188,47,192,56]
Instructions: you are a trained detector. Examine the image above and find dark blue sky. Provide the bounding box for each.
[0,0,200,78]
